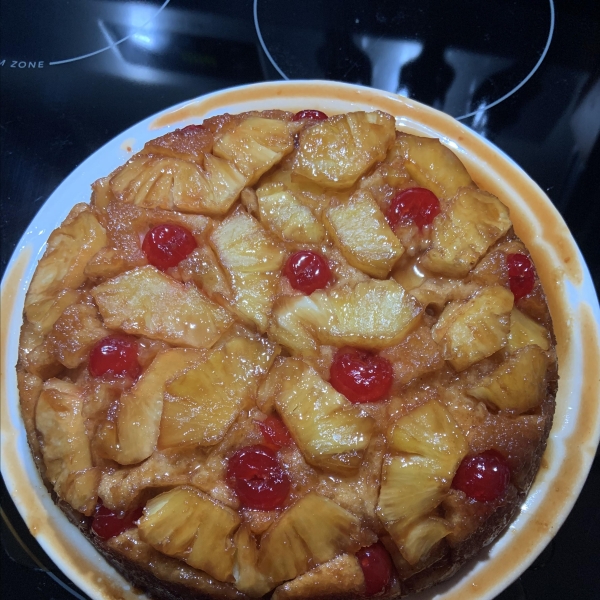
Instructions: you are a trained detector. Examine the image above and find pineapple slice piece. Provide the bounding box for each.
[292,111,396,189]
[432,286,514,371]
[266,358,374,473]
[111,349,203,465]
[257,493,362,585]
[377,454,446,524]
[211,209,285,332]
[386,516,452,566]
[179,245,234,303]
[110,154,245,216]
[468,345,549,413]
[233,525,271,597]
[272,554,365,600]
[35,379,98,515]
[159,336,276,449]
[256,183,326,244]
[388,400,468,477]
[138,486,210,556]
[270,279,422,356]
[187,498,241,583]
[24,205,107,318]
[142,124,213,162]
[378,400,466,543]
[394,133,474,199]
[213,116,301,185]
[46,303,108,368]
[24,289,80,335]
[422,188,512,277]
[324,190,404,278]
[507,308,550,352]
[92,265,232,348]
[139,485,241,583]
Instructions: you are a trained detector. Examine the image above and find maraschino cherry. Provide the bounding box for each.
[386,187,440,230]
[284,250,332,295]
[452,450,511,502]
[91,503,144,540]
[293,110,328,121]
[227,445,290,511]
[257,416,293,451]
[89,336,141,379]
[506,253,535,300]
[356,542,394,596]
[142,224,197,271]
[330,348,393,404]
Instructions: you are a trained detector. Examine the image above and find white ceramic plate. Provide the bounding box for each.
[2,80,599,600]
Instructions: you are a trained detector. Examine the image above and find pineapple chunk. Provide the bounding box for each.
[91,265,233,348]
[35,379,98,515]
[46,303,108,368]
[292,111,396,189]
[422,188,512,277]
[266,358,374,472]
[203,153,248,214]
[378,401,466,534]
[179,245,234,303]
[324,190,404,278]
[187,498,241,583]
[139,485,240,583]
[432,286,514,371]
[257,493,362,585]
[270,279,422,356]
[468,345,549,413]
[211,209,285,332]
[213,117,301,185]
[142,124,213,162]
[110,154,244,216]
[377,455,446,524]
[233,525,271,597]
[386,516,451,566]
[272,554,365,600]
[388,400,468,477]
[159,336,276,449]
[394,133,473,199]
[507,308,550,352]
[24,289,80,335]
[256,183,326,244]
[24,205,107,316]
[112,349,203,465]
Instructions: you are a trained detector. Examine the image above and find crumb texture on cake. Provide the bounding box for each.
[18,109,557,600]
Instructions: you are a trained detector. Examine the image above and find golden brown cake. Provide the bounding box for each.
[17,108,557,600]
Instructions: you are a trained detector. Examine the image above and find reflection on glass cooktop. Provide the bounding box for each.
[1,1,599,600]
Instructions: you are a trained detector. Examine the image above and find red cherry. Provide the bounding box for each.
[89,336,141,379]
[356,542,394,596]
[293,110,328,121]
[227,445,290,510]
[181,124,205,133]
[91,503,143,540]
[330,348,393,404]
[284,250,332,295]
[257,416,293,451]
[386,187,441,230]
[452,450,511,502]
[506,253,535,300]
[142,224,197,271]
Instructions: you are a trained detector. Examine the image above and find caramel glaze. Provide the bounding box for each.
[2,83,598,599]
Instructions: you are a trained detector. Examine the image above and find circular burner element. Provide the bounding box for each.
[254,0,554,119]
[1,0,169,66]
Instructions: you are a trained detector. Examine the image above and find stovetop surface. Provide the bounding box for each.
[1,1,599,599]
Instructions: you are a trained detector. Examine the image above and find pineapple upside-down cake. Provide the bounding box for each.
[17,108,557,599]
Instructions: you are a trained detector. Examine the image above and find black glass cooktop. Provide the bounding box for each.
[1,1,599,599]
